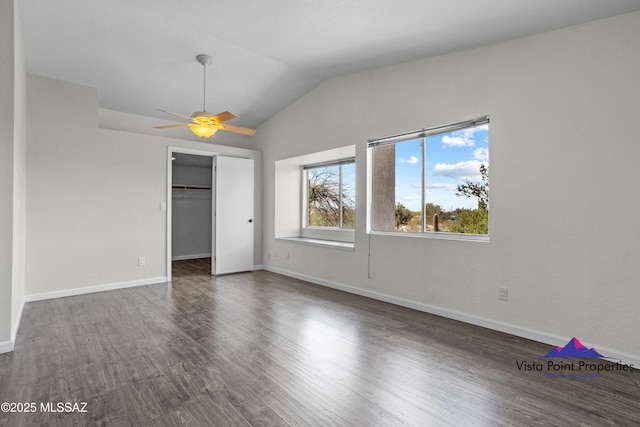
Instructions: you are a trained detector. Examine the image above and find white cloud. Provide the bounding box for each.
[433,160,485,181]
[398,195,419,210]
[441,129,475,147]
[441,125,488,148]
[400,195,417,202]
[426,182,457,191]
[441,134,474,147]
[474,147,489,161]
[400,155,419,164]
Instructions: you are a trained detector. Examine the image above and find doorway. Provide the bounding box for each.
[167,147,215,281]
[171,152,213,262]
[166,147,255,280]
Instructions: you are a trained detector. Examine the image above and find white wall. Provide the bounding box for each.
[0,0,16,348]
[11,0,26,347]
[259,12,640,362]
[25,74,263,299]
[0,0,26,353]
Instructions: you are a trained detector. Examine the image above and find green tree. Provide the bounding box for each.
[395,203,413,229]
[425,203,444,218]
[425,203,444,227]
[456,163,488,210]
[449,208,488,234]
[452,164,489,234]
[342,205,355,228]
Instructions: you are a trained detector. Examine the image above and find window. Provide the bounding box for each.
[369,116,489,237]
[274,146,355,247]
[304,159,356,229]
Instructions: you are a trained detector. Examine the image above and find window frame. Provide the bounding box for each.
[367,116,490,241]
[274,145,356,248]
[302,157,356,242]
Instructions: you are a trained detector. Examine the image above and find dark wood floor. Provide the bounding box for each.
[1,259,639,426]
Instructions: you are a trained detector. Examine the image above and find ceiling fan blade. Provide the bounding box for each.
[220,124,256,136]
[156,108,193,121]
[153,124,189,129]
[211,111,238,123]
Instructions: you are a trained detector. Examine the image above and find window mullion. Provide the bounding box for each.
[339,165,344,228]
[421,137,426,233]
[304,169,310,228]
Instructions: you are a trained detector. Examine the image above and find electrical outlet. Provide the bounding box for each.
[138,256,146,267]
[285,251,290,260]
[498,287,508,301]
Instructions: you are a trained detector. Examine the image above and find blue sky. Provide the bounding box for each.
[395,125,489,211]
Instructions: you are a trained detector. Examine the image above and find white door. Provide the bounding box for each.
[212,156,254,275]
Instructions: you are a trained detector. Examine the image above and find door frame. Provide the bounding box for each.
[166,146,218,281]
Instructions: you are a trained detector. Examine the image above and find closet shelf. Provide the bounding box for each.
[172,184,212,190]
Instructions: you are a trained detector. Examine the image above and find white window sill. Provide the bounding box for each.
[301,226,354,242]
[368,230,490,242]
[276,237,355,251]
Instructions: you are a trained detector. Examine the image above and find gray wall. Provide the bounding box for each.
[11,0,26,345]
[0,0,26,351]
[24,74,263,297]
[258,12,640,362]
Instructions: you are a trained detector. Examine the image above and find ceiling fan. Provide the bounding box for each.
[153,54,256,139]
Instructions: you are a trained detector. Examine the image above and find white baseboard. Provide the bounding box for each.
[172,254,211,261]
[1,298,26,354]
[0,340,13,354]
[253,264,264,271]
[25,276,168,302]
[11,297,25,342]
[3,278,166,354]
[264,265,640,367]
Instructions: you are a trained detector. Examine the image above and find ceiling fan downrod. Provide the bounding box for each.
[196,54,212,112]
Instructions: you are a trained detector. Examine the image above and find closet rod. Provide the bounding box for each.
[172,184,212,190]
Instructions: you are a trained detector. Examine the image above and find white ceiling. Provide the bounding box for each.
[17,0,640,130]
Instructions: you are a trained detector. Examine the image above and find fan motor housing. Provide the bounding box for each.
[191,110,214,119]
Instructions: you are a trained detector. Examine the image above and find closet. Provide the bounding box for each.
[171,153,212,260]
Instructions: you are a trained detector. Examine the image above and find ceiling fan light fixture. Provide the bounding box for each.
[189,123,218,139]
[153,54,256,138]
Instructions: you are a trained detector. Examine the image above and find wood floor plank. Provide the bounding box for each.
[1,258,639,426]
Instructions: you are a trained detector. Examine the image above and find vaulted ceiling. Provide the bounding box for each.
[17,0,640,129]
